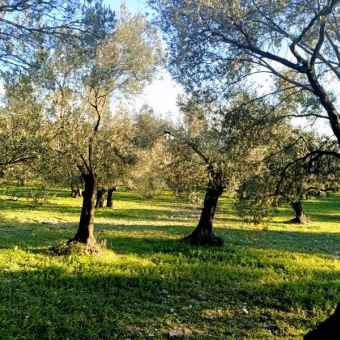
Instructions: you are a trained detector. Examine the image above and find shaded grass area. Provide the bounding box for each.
[0,184,340,339]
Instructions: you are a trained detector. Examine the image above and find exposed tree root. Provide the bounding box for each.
[182,231,224,247]
[289,216,309,224]
[48,240,102,256]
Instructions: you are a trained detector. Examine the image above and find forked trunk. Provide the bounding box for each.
[106,187,116,208]
[70,171,97,244]
[95,188,106,208]
[183,181,224,246]
[290,200,307,224]
[70,187,82,198]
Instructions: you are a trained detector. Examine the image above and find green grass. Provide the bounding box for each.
[1,183,340,339]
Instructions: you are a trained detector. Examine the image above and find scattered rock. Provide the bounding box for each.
[169,329,183,338]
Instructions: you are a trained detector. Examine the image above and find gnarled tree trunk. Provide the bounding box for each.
[70,171,97,244]
[106,187,116,208]
[183,180,224,246]
[95,188,106,208]
[70,187,82,198]
[290,199,307,224]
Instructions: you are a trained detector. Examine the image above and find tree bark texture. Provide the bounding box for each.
[70,187,82,198]
[95,188,106,208]
[70,171,97,244]
[290,200,307,224]
[106,187,116,208]
[19,177,26,187]
[305,67,340,148]
[304,303,340,339]
[183,181,224,246]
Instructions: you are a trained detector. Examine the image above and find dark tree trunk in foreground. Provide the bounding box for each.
[106,187,116,208]
[290,200,307,224]
[304,304,340,339]
[69,171,97,244]
[183,180,224,246]
[70,187,82,198]
[95,188,106,208]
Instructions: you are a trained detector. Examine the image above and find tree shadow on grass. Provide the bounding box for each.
[0,247,336,339]
[67,227,340,261]
[218,227,340,257]
[2,215,340,338]
[2,216,340,260]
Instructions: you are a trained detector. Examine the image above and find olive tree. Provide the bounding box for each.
[0,71,47,172]
[149,0,340,332]
[0,0,116,178]
[127,106,171,198]
[92,107,138,207]
[236,129,340,224]
[164,90,285,246]
[149,0,340,150]
[33,3,162,246]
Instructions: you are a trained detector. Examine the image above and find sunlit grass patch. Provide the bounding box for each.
[0,184,340,339]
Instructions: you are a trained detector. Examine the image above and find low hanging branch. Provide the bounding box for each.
[275,149,340,196]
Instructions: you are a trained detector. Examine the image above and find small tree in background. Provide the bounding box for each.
[236,130,340,225]
[128,106,171,198]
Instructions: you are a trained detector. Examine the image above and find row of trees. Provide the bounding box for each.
[1,0,340,337]
[142,0,340,241]
[147,0,340,337]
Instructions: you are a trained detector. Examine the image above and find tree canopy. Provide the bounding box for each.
[0,0,115,69]
[149,0,340,148]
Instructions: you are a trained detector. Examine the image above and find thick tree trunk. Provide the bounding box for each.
[106,187,116,208]
[70,187,82,198]
[304,303,340,339]
[290,200,307,224]
[70,171,97,244]
[306,67,340,147]
[183,181,224,246]
[95,188,106,208]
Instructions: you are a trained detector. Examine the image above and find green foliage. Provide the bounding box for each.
[28,189,57,209]
[235,175,279,224]
[235,128,340,224]
[0,0,99,69]
[149,0,340,104]
[0,183,340,338]
[132,170,167,199]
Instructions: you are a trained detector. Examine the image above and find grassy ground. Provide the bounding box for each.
[0,183,340,339]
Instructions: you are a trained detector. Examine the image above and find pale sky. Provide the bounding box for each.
[106,0,148,13]
[104,0,183,118]
[0,1,182,119]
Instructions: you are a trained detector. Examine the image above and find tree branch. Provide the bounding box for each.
[311,21,326,65]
